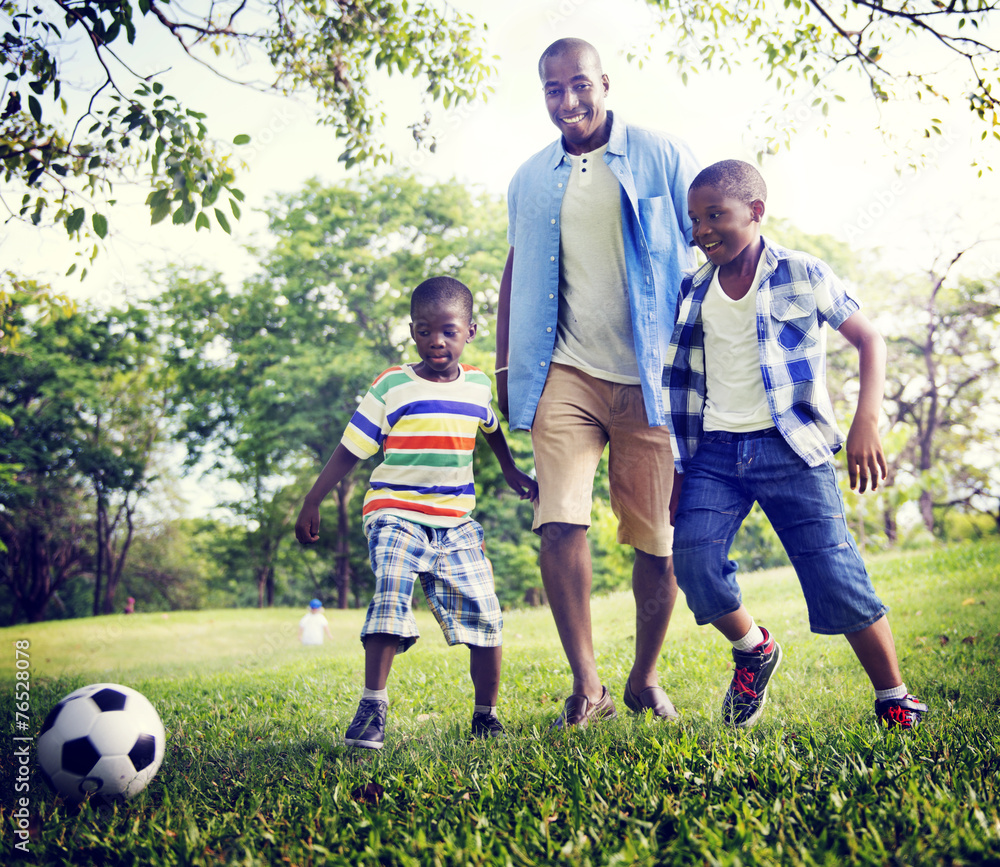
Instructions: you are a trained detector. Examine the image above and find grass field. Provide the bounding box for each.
[2,540,999,865]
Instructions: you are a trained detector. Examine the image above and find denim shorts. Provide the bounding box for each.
[362,514,502,652]
[672,429,887,635]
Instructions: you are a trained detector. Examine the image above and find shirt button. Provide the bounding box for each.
[558,183,563,188]
[548,293,555,299]
[550,256,555,262]
[546,327,552,332]
[550,218,556,225]
[539,361,545,367]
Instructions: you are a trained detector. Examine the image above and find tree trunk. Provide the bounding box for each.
[101,507,136,615]
[883,506,898,546]
[93,489,105,616]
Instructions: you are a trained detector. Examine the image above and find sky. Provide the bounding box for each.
[5,0,999,517]
[7,0,1000,311]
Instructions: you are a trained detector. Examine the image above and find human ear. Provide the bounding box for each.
[751,200,766,222]
[466,322,478,343]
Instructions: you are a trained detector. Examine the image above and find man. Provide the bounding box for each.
[496,37,700,727]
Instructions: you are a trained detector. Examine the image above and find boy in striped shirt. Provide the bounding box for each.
[295,276,538,749]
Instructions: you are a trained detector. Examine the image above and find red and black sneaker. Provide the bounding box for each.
[722,628,782,728]
[875,694,928,729]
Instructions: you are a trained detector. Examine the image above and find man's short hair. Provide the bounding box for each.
[411,276,473,322]
[538,38,602,80]
[690,159,767,205]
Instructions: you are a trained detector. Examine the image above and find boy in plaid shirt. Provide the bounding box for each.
[296,276,537,749]
[664,160,927,729]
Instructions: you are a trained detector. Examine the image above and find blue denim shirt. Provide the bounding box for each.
[505,113,700,431]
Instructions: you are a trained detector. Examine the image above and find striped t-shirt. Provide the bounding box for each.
[341,363,500,529]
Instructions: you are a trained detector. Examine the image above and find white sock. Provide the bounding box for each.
[731,622,766,652]
[474,704,497,717]
[363,687,388,702]
[875,683,908,701]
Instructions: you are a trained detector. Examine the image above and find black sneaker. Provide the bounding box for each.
[876,694,928,729]
[722,628,782,728]
[344,698,388,750]
[471,711,505,739]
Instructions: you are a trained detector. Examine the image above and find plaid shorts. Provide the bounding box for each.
[361,514,502,653]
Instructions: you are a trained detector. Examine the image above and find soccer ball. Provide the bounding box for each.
[37,683,166,805]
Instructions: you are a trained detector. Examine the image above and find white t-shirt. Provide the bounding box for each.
[299,610,328,645]
[552,144,639,383]
[702,256,774,432]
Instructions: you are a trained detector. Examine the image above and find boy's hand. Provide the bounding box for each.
[845,418,887,493]
[504,467,539,502]
[295,503,321,544]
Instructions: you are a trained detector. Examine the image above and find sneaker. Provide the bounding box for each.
[876,694,928,729]
[551,685,618,730]
[623,680,679,721]
[471,711,506,739]
[344,698,388,750]
[722,629,782,728]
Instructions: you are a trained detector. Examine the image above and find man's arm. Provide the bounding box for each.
[496,247,514,420]
[295,444,361,544]
[837,310,888,494]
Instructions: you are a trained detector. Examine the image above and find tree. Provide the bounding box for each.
[1,0,496,261]
[155,172,511,608]
[879,250,1000,536]
[0,295,162,621]
[637,1,1000,163]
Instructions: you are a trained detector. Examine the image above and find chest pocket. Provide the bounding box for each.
[637,196,675,255]
[769,289,819,352]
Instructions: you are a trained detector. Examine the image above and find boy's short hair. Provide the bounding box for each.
[538,38,601,79]
[411,276,474,323]
[690,159,767,205]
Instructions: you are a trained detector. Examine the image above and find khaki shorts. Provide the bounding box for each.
[531,363,675,557]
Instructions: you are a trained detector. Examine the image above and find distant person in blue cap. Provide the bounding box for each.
[299,598,333,646]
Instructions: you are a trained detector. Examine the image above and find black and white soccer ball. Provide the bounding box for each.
[37,683,166,805]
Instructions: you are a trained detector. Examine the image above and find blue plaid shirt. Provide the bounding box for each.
[663,237,861,472]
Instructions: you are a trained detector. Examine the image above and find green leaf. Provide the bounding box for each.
[92,213,108,239]
[28,94,41,122]
[230,199,241,219]
[233,134,251,145]
[150,199,171,225]
[195,211,211,231]
[173,198,196,225]
[65,207,85,234]
[214,208,231,234]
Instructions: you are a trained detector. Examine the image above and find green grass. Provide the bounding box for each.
[2,541,999,865]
